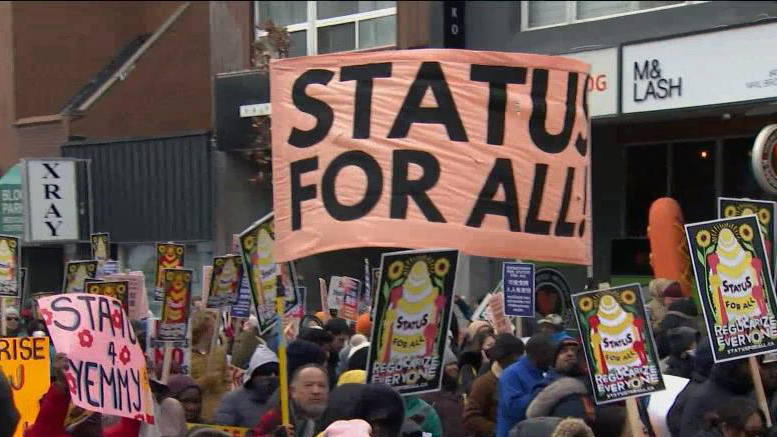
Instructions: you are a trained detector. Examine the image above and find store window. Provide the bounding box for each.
[522,1,698,30]
[625,144,668,237]
[120,242,213,315]
[255,1,396,56]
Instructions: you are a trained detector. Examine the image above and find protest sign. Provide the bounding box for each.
[367,248,458,395]
[159,268,193,341]
[37,294,155,423]
[270,49,591,265]
[472,292,495,322]
[0,235,20,297]
[102,272,148,321]
[154,243,185,301]
[0,336,50,437]
[63,260,98,294]
[686,215,777,362]
[361,259,372,315]
[90,233,109,264]
[719,198,777,272]
[96,260,120,278]
[573,284,665,404]
[327,276,344,310]
[502,262,535,317]
[86,280,129,313]
[186,424,249,437]
[338,276,362,321]
[207,255,244,308]
[19,267,26,302]
[231,282,253,318]
[147,319,191,376]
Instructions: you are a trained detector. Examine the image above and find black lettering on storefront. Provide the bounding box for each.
[340,63,393,139]
[388,62,468,141]
[288,69,335,148]
[322,151,383,221]
[390,150,445,222]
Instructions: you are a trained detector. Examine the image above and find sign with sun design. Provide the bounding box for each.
[85,280,129,313]
[159,268,193,341]
[572,284,664,404]
[154,243,185,302]
[366,248,458,395]
[62,260,98,294]
[719,198,777,274]
[687,215,777,362]
[0,235,20,297]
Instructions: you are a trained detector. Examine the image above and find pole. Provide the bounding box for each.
[1,298,7,336]
[749,356,773,427]
[277,275,290,427]
[161,343,173,384]
[319,278,330,323]
[625,397,645,437]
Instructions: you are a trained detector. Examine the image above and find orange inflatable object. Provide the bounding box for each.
[647,198,693,296]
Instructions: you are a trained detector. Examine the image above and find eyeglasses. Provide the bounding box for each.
[5,316,19,321]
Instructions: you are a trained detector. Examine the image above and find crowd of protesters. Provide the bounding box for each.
[1,277,775,437]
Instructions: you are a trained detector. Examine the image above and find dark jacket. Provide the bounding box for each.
[679,360,752,437]
[318,383,405,437]
[214,386,274,428]
[526,376,594,421]
[463,368,499,437]
[667,340,714,437]
[421,389,468,437]
[0,372,19,437]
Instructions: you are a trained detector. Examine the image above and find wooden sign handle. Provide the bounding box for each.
[0,298,7,336]
[161,343,173,384]
[749,356,773,427]
[625,397,645,437]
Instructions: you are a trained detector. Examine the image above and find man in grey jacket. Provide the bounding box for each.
[214,344,279,428]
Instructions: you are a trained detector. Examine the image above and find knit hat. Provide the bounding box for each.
[300,327,335,347]
[287,339,327,377]
[356,314,372,336]
[350,334,368,349]
[337,370,367,386]
[466,320,492,340]
[663,282,683,298]
[487,334,525,362]
[667,326,699,356]
[554,336,579,360]
[321,419,372,437]
[166,375,200,398]
[668,299,698,318]
[348,341,371,361]
[244,344,280,386]
[4,307,19,318]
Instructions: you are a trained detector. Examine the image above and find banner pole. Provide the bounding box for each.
[161,342,173,384]
[1,298,7,336]
[749,356,773,427]
[277,275,290,427]
[625,397,645,437]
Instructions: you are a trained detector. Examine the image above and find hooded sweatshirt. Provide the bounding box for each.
[214,344,279,428]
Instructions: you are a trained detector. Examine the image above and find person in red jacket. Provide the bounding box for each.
[24,353,141,437]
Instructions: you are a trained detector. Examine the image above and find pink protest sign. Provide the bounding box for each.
[102,272,149,321]
[37,293,155,424]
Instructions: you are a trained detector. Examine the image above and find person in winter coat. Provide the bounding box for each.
[168,375,205,424]
[459,331,496,395]
[317,383,405,437]
[526,344,596,422]
[463,334,524,437]
[189,310,231,423]
[24,353,141,437]
[695,397,766,437]
[647,279,682,334]
[656,299,699,358]
[324,318,350,387]
[3,307,26,338]
[0,371,19,437]
[402,396,443,437]
[496,334,555,437]
[421,348,467,437]
[680,358,754,437]
[660,326,699,378]
[250,364,330,437]
[336,334,368,377]
[667,339,714,437]
[509,417,594,437]
[214,344,280,428]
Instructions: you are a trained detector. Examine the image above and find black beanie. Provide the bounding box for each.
[487,334,525,362]
[287,339,327,377]
[348,346,369,371]
[668,299,698,318]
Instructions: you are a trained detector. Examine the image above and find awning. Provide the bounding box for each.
[0,164,23,238]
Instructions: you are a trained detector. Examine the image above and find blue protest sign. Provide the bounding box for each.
[502,262,535,317]
[230,277,252,318]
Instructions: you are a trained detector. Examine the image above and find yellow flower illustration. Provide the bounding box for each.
[243,235,255,251]
[175,247,184,255]
[759,208,771,225]
[621,290,637,305]
[434,258,450,277]
[724,206,737,218]
[739,224,754,242]
[578,297,593,312]
[388,261,404,280]
[696,230,711,248]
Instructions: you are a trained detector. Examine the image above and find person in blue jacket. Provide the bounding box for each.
[496,334,555,437]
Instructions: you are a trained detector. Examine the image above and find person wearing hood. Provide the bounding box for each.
[214,344,280,428]
[3,307,26,338]
[496,334,555,437]
[667,339,714,437]
[660,326,699,378]
[336,334,368,377]
[647,279,682,334]
[0,371,19,437]
[421,347,467,437]
[526,345,595,421]
[317,383,405,437]
[656,299,698,358]
[680,358,754,437]
[464,334,524,437]
[168,375,204,424]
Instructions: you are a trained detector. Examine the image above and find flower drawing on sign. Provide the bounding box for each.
[78,329,94,348]
[40,308,53,325]
[119,345,131,365]
[112,309,123,329]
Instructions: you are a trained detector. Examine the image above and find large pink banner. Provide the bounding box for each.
[271,49,591,264]
[38,293,155,423]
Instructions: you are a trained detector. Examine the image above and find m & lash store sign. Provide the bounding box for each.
[23,159,80,242]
